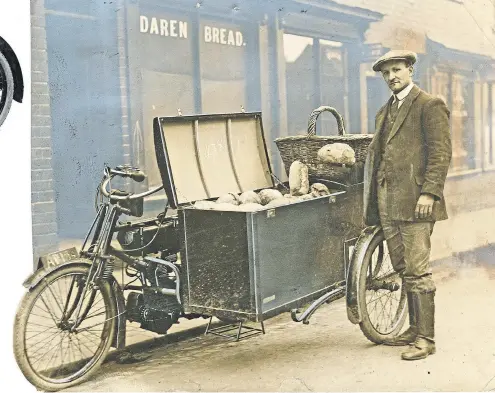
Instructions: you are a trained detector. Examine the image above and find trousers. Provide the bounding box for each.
[377,179,436,293]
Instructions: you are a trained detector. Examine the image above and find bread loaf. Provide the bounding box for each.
[216,193,240,205]
[212,202,240,211]
[317,143,356,166]
[258,189,283,205]
[298,194,314,201]
[265,197,292,208]
[289,160,309,196]
[310,183,330,198]
[193,201,217,210]
[237,203,263,212]
[239,190,262,205]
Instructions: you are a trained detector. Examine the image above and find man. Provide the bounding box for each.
[363,50,452,360]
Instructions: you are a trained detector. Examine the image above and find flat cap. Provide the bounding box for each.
[372,50,417,72]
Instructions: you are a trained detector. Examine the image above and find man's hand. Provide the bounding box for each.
[415,193,435,219]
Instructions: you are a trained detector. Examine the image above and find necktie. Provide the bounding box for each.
[390,96,400,120]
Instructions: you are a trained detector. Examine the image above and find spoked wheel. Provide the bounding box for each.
[0,50,14,128]
[357,230,407,344]
[13,264,117,391]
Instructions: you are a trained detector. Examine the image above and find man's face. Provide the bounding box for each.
[380,60,413,93]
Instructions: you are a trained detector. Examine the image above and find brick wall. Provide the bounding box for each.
[117,0,131,169]
[31,0,58,263]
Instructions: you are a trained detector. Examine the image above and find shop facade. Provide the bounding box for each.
[32,0,495,260]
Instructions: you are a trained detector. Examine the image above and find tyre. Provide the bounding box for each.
[0,50,14,128]
[357,230,407,344]
[13,264,117,391]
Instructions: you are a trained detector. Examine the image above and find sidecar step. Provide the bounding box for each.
[204,316,265,342]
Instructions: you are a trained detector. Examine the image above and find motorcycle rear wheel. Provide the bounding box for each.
[13,264,117,392]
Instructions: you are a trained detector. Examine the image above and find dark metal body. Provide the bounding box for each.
[178,181,363,322]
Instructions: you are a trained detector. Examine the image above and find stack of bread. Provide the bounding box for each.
[191,160,335,212]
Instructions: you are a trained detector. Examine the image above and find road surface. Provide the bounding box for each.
[62,249,495,392]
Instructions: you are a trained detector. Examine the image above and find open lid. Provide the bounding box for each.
[153,112,275,209]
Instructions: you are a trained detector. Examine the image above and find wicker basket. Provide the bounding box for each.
[275,106,374,182]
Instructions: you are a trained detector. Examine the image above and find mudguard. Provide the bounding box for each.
[23,259,126,349]
[345,225,383,324]
[0,36,23,103]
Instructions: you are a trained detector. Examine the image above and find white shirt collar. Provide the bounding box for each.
[394,82,415,102]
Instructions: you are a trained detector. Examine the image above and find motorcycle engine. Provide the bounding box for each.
[126,288,181,335]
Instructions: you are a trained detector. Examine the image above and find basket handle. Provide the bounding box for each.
[307,106,346,138]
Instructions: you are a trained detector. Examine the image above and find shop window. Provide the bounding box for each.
[284,34,315,136]
[284,34,347,137]
[482,82,494,168]
[319,39,346,135]
[430,71,449,105]
[490,83,495,166]
[198,19,254,114]
[431,70,477,173]
[451,74,476,171]
[137,11,195,188]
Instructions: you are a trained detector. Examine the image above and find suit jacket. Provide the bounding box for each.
[363,84,452,226]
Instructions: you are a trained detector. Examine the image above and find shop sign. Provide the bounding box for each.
[139,15,246,47]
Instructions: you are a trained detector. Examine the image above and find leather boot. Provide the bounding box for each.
[384,291,417,346]
[401,291,436,360]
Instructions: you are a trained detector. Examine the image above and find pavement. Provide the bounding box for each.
[56,246,495,392]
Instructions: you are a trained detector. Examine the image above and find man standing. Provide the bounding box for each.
[363,50,452,360]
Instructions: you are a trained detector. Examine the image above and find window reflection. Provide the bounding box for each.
[431,70,476,172]
[284,34,346,138]
[199,19,248,114]
[284,34,315,137]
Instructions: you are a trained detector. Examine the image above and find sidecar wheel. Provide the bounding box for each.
[13,264,117,391]
[357,229,407,344]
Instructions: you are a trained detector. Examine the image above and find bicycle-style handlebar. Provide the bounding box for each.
[109,166,146,183]
[100,165,164,201]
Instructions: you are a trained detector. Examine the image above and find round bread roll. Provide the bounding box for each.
[237,202,263,212]
[283,195,299,203]
[239,190,262,205]
[289,160,309,196]
[317,143,356,166]
[258,189,284,205]
[311,183,330,198]
[298,194,314,201]
[212,202,239,211]
[216,193,240,205]
[193,200,217,210]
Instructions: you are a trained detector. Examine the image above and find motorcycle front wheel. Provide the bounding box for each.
[13,264,117,392]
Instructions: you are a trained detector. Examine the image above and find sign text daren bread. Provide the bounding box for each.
[139,15,246,47]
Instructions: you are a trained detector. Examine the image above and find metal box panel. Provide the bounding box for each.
[179,209,257,321]
[252,197,347,316]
